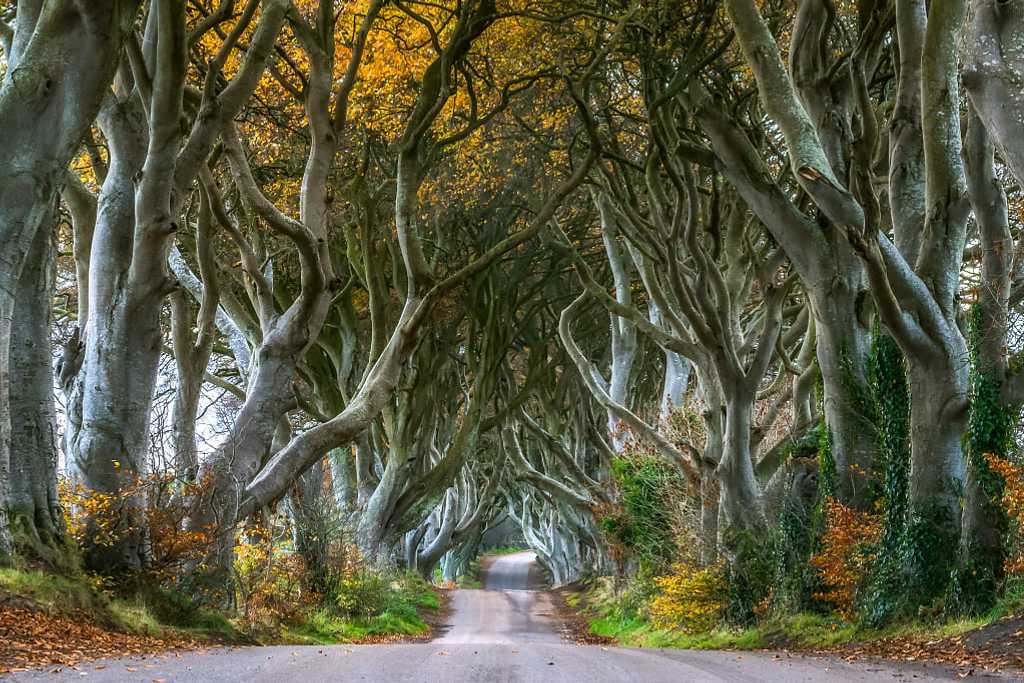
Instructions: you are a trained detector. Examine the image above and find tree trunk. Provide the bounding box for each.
[69,98,153,573]
[812,281,875,506]
[9,214,62,552]
[955,105,1015,613]
[716,389,766,538]
[0,0,139,560]
[905,352,969,592]
[699,463,720,566]
[962,0,1024,190]
[170,292,204,483]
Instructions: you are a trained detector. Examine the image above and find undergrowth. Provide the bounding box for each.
[285,572,441,644]
[0,565,238,641]
[570,575,1024,652]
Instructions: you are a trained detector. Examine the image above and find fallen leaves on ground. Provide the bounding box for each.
[0,602,198,674]
[808,614,1024,677]
[550,585,614,645]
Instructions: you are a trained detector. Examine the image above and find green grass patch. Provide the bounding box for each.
[286,571,440,644]
[570,576,1024,653]
[287,605,429,644]
[483,545,528,555]
[0,567,103,615]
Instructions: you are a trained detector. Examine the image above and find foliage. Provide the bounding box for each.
[293,571,438,644]
[334,570,390,618]
[58,474,211,584]
[983,454,1024,577]
[810,499,881,620]
[599,452,687,574]
[649,562,727,634]
[233,523,308,635]
[862,332,911,625]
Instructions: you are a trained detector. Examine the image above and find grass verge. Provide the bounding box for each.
[283,572,444,645]
[565,576,1024,655]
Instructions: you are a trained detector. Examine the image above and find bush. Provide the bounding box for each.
[599,453,687,574]
[985,453,1024,576]
[334,571,389,618]
[810,498,881,620]
[233,524,307,635]
[649,562,727,633]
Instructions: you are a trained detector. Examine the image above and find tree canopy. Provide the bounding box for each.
[3,0,1024,637]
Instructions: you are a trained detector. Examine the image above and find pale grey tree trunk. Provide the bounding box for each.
[716,388,767,536]
[69,94,152,571]
[596,191,637,451]
[686,86,877,510]
[659,346,690,425]
[959,105,1012,600]
[0,0,139,559]
[813,284,874,504]
[9,210,61,550]
[65,0,290,576]
[416,489,457,579]
[963,0,1024,190]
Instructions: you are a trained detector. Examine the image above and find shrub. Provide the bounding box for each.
[599,452,687,574]
[58,473,211,584]
[233,523,307,635]
[810,498,881,620]
[649,562,727,634]
[334,571,389,618]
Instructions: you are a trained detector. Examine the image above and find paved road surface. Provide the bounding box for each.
[9,552,1009,682]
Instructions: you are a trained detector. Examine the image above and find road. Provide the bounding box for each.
[9,552,1006,682]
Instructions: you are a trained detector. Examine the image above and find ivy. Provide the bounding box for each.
[949,305,1016,615]
[861,331,911,625]
[599,456,683,575]
[721,528,778,625]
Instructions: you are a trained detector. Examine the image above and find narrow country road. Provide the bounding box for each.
[9,552,1007,682]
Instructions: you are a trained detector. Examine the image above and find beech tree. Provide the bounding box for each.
[4,0,1024,634]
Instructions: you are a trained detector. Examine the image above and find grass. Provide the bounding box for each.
[455,558,484,588]
[483,545,528,555]
[2,562,445,648]
[569,576,1024,653]
[0,566,239,641]
[0,566,103,614]
[284,572,441,645]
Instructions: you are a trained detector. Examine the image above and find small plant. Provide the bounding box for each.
[649,562,727,634]
[233,523,307,635]
[58,473,212,584]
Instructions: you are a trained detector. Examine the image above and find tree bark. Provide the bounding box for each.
[0,0,139,560]
[9,210,61,552]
